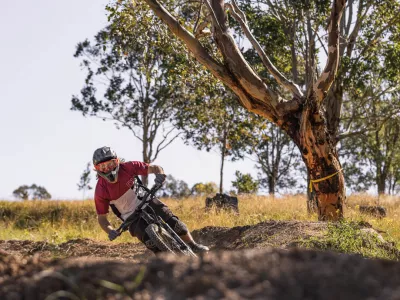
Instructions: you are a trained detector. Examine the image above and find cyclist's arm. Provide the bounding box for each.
[97,214,114,234]
[148,165,165,175]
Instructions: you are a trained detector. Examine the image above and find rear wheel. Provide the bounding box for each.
[145,224,197,257]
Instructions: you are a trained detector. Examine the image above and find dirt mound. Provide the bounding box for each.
[0,238,149,261]
[1,220,400,299]
[2,248,400,299]
[192,220,327,249]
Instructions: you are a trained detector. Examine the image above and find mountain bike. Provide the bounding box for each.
[115,177,197,257]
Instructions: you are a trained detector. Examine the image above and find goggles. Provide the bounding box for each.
[94,158,119,174]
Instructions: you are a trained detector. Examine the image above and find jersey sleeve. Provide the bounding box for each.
[125,161,149,176]
[94,181,109,215]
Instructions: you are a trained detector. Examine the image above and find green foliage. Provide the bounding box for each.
[341,88,400,194]
[175,83,259,192]
[303,221,400,261]
[232,171,259,194]
[160,175,191,198]
[71,14,188,163]
[12,185,29,200]
[13,184,51,200]
[242,117,305,194]
[191,182,218,196]
[177,86,250,157]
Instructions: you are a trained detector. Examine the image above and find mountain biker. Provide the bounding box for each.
[93,146,209,254]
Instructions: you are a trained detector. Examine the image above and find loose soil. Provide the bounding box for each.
[1,220,400,300]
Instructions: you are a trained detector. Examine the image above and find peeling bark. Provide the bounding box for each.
[282,102,345,220]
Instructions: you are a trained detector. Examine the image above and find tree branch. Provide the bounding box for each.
[313,0,347,103]
[153,130,183,161]
[345,0,369,58]
[142,0,231,90]
[226,1,303,98]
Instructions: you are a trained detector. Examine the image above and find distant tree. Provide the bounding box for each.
[72,20,185,185]
[191,182,218,196]
[176,85,253,194]
[12,185,29,200]
[13,184,51,200]
[232,171,258,194]
[388,158,400,195]
[160,175,191,198]
[242,117,305,195]
[77,162,93,199]
[341,89,400,194]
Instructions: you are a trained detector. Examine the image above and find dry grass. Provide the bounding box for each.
[1,194,400,247]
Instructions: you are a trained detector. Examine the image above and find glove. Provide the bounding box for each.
[155,173,167,185]
[108,230,119,241]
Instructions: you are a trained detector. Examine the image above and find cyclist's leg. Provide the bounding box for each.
[146,197,189,236]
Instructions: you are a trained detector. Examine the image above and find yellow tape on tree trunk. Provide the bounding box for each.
[309,168,343,192]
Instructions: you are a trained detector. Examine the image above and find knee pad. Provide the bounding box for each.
[167,216,188,235]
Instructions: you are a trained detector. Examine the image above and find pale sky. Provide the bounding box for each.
[0,0,259,199]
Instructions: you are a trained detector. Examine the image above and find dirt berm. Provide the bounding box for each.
[1,220,400,299]
[2,248,400,299]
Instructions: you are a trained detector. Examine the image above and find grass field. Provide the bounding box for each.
[1,193,400,248]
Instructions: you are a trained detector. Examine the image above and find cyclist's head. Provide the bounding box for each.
[93,146,120,183]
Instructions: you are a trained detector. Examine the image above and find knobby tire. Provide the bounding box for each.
[145,224,197,257]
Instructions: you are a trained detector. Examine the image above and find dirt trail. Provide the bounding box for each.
[2,248,400,300]
[1,220,400,299]
[0,238,149,261]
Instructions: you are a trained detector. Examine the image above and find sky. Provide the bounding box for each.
[0,0,260,199]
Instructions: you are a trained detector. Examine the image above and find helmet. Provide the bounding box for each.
[93,146,120,183]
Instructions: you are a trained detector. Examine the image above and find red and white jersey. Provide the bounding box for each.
[94,161,149,220]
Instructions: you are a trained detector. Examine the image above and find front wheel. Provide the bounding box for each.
[145,224,197,257]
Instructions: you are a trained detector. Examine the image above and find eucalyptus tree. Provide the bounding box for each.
[388,151,400,195]
[107,0,400,220]
[340,89,400,195]
[368,115,400,195]
[77,162,93,199]
[72,7,188,185]
[106,0,344,220]
[247,120,304,195]
[13,185,51,200]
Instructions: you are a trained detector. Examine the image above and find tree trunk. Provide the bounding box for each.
[219,132,227,194]
[268,176,275,195]
[142,137,149,187]
[301,141,344,220]
[377,173,386,195]
[285,109,345,221]
[306,174,318,214]
[220,154,225,194]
